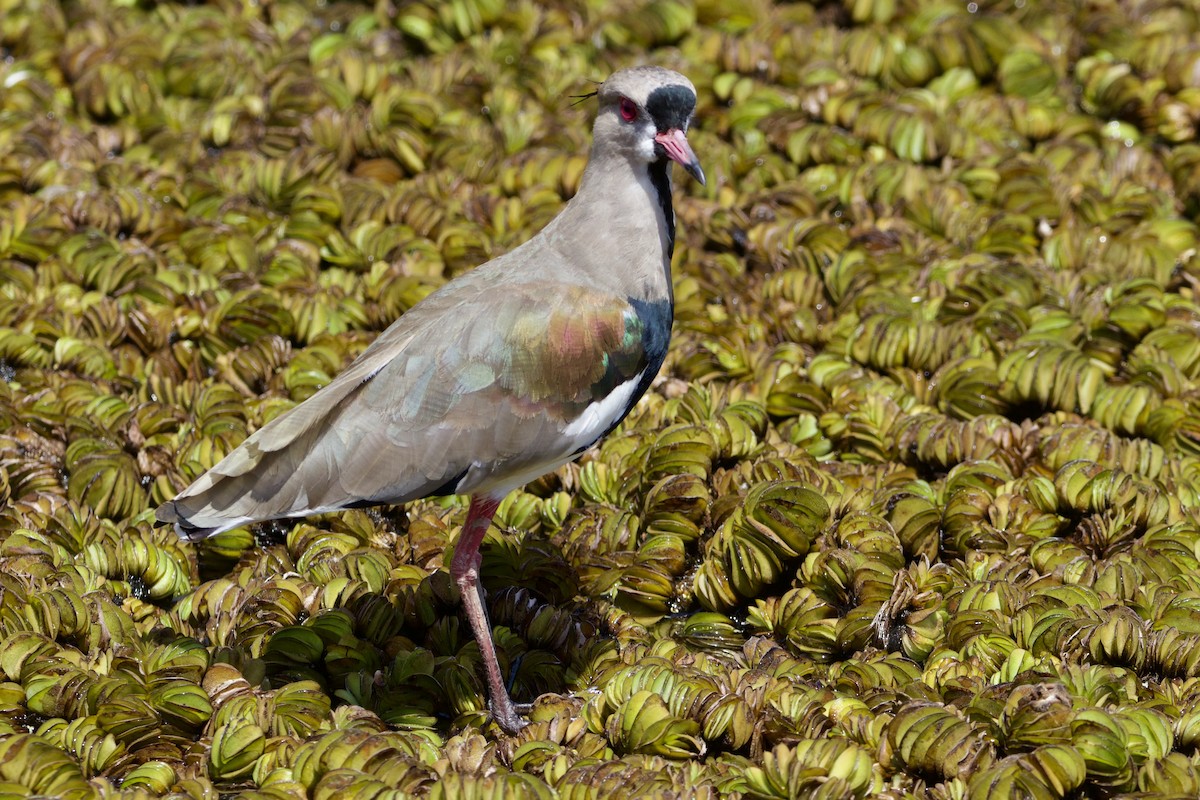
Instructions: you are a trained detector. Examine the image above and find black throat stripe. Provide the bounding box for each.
[644,84,692,261]
[648,158,675,261]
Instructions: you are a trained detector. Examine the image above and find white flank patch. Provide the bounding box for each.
[471,372,648,499]
[562,371,646,448]
[466,373,646,500]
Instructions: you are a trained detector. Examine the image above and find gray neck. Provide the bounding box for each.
[542,151,675,303]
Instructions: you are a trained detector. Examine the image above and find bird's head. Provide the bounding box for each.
[590,66,705,186]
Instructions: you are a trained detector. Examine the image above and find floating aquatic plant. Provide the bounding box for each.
[3,0,1200,796]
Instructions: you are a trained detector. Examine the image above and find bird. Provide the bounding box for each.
[157,65,704,733]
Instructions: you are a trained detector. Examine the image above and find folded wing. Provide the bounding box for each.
[157,277,657,538]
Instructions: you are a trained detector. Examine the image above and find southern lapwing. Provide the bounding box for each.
[157,65,704,733]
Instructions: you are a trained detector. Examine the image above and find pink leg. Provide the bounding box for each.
[450,495,527,733]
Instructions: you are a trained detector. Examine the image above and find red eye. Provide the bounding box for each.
[619,97,638,122]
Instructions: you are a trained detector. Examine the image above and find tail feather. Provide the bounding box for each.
[155,499,233,542]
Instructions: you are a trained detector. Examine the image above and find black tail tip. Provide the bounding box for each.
[155,501,218,542]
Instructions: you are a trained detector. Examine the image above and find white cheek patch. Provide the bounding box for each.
[637,136,659,163]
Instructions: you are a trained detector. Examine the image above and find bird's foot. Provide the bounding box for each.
[490,696,531,734]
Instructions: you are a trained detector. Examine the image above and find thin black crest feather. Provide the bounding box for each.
[569,78,602,106]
